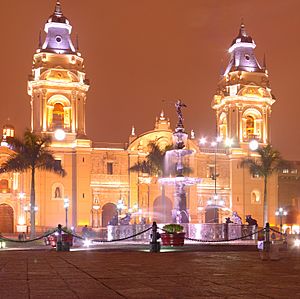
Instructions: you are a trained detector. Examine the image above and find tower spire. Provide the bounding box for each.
[239,18,246,37]
[54,0,63,16]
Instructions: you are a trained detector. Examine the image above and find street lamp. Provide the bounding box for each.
[64,197,69,228]
[275,207,288,234]
[200,136,228,223]
[24,205,29,231]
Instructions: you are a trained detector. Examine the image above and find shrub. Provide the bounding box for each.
[163,224,184,233]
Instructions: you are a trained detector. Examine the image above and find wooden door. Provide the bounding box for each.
[0,204,14,233]
[102,203,117,227]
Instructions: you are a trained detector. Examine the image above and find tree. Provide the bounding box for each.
[130,141,173,177]
[241,144,287,225]
[0,130,66,238]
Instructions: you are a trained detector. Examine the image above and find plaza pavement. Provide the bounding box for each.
[0,242,300,299]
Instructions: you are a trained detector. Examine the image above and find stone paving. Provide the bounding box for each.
[0,245,300,299]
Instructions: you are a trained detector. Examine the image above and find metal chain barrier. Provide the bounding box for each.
[0,224,267,247]
[61,228,84,240]
[0,229,57,243]
[269,227,286,236]
[157,227,264,243]
[61,226,153,243]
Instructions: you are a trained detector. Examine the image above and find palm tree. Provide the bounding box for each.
[0,130,66,238]
[130,141,173,177]
[241,144,287,225]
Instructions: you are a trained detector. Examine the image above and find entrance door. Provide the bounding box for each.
[0,204,14,233]
[102,203,117,227]
[205,207,219,223]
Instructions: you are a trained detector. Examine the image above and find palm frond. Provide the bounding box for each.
[1,130,65,177]
[0,154,31,173]
[36,152,66,177]
[130,141,174,177]
[129,161,152,174]
[241,143,286,177]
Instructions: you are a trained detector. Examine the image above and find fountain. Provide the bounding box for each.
[159,100,200,223]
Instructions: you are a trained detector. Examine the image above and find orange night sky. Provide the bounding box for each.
[0,0,299,159]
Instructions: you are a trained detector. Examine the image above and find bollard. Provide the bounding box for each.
[150,222,160,253]
[63,241,70,251]
[264,222,270,252]
[56,224,63,252]
[259,222,271,260]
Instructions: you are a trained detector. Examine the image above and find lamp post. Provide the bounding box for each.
[275,207,287,234]
[200,136,232,223]
[24,205,29,233]
[18,192,26,227]
[64,197,69,228]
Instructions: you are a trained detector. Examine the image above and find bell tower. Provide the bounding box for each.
[212,22,275,149]
[28,1,90,145]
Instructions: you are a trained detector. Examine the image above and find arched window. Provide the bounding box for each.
[0,179,9,193]
[242,109,263,142]
[246,116,254,136]
[219,113,227,139]
[52,103,64,128]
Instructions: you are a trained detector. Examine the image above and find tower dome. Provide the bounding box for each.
[224,22,262,75]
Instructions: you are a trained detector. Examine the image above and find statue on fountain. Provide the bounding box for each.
[159,99,200,224]
[175,100,187,129]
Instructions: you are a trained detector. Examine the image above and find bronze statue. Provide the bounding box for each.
[175,100,187,127]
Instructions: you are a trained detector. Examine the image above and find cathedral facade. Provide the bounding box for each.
[0,2,293,233]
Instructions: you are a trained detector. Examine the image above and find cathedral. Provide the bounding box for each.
[0,1,298,234]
